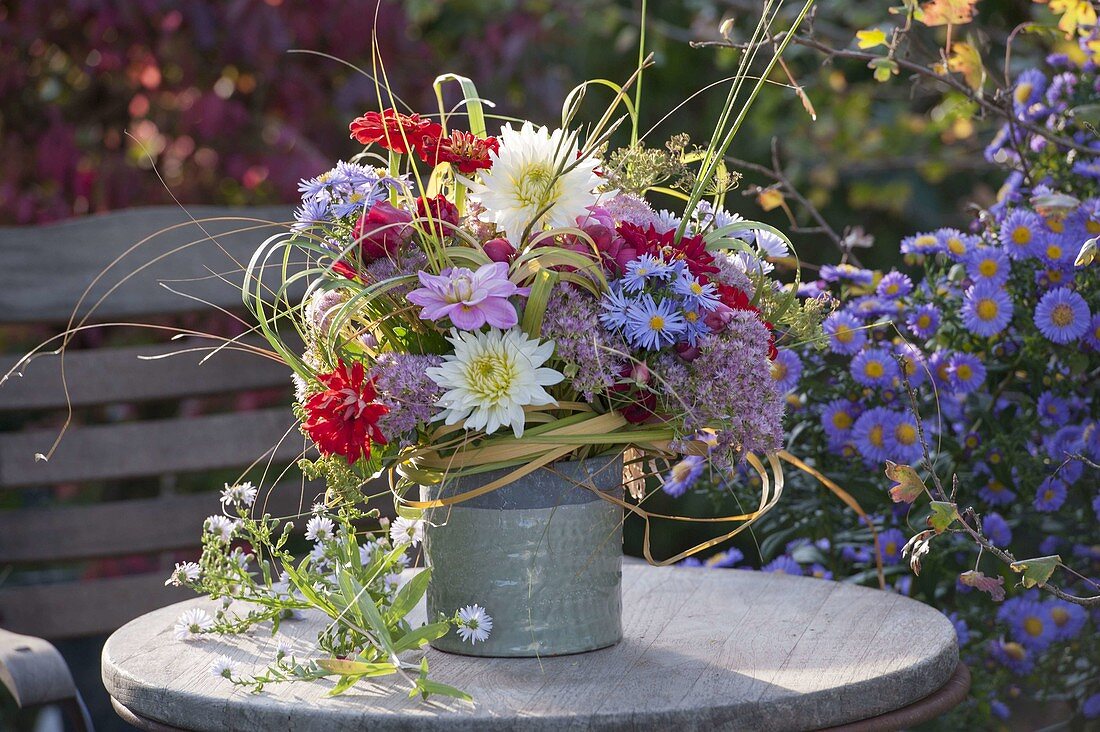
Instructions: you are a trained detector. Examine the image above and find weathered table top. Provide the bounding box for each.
[102,564,959,731]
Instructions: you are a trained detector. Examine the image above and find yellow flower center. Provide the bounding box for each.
[835,325,854,343]
[978,259,999,277]
[869,425,884,447]
[989,452,1002,464]
[1051,607,1069,627]
[670,459,697,483]
[771,362,787,381]
[864,361,885,378]
[1024,617,1044,638]
[1004,642,1026,661]
[917,314,932,329]
[896,423,917,445]
[1011,226,1032,245]
[885,541,898,555]
[1088,219,1100,234]
[988,480,1004,493]
[684,310,698,323]
[1047,217,1064,233]
[956,364,973,381]
[464,352,518,405]
[885,284,899,294]
[1050,303,1075,327]
[514,162,563,209]
[915,235,938,249]
[948,237,967,255]
[1014,83,1033,104]
[690,281,704,295]
[649,315,666,330]
[1049,270,1064,283]
[1043,489,1056,502]
[832,411,853,430]
[1046,244,1063,260]
[976,299,999,321]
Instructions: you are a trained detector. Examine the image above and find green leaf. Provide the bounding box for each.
[868,57,899,83]
[326,675,361,697]
[414,678,473,702]
[1009,555,1061,589]
[433,74,488,137]
[519,268,558,339]
[316,658,397,676]
[393,621,452,654]
[338,573,396,655]
[855,28,888,49]
[885,461,927,503]
[928,501,957,533]
[386,569,432,625]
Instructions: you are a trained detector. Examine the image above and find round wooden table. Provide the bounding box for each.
[102,564,968,731]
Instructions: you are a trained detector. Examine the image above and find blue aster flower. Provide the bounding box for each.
[823,311,867,355]
[292,196,331,231]
[900,231,944,257]
[1000,209,1045,259]
[1086,313,1100,350]
[841,544,872,563]
[1086,694,1100,720]
[762,556,803,575]
[1048,600,1087,642]
[852,407,898,464]
[1033,477,1067,512]
[1034,287,1091,344]
[945,612,970,646]
[937,228,978,260]
[978,476,1016,506]
[679,307,710,346]
[877,528,906,566]
[771,348,803,394]
[661,455,705,497]
[599,283,631,329]
[671,272,721,310]
[961,282,1014,337]
[807,563,833,580]
[623,254,673,292]
[705,547,744,568]
[821,398,859,441]
[946,352,986,394]
[983,512,1012,546]
[850,347,899,387]
[889,412,923,464]
[876,271,913,299]
[989,639,1033,675]
[1006,599,1057,652]
[1012,68,1048,110]
[991,700,1011,721]
[820,263,874,285]
[1037,391,1070,427]
[624,294,686,350]
[965,246,1011,285]
[906,304,941,339]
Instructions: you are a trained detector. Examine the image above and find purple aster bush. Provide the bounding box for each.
[670,37,1100,727]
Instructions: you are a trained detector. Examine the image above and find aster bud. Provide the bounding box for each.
[704,303,734,331]
[630,361,650,384]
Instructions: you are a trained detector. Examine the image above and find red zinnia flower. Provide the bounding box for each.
[616,223,718,278]
[349,109,441,155]
[303,361,388,465]
[418,130,499,173]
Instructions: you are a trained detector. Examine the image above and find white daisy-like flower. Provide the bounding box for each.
[204,515,237,543]
[174,608,214,640]
[729,250,775,276]
[468,121,601,243]
[274,638,294,660]
[456,604,493,645]
[164,561,201,587]
[389,517,424,547]
[311,501,328,515]
[653,209,682,233]
[304,515,335,543]
[427,328,564,438]
[228,547,251,569]
[209,654,236,678]
[220,481,258,508]
[754,230,789,258]
[308,543,330,569]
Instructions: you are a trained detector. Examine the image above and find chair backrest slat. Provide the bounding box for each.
[0,408,305,489]
[0,206,294,324]
[0,340,291,411]
[0,481,323,564]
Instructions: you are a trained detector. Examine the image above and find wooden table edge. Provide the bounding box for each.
[109,662,971,732]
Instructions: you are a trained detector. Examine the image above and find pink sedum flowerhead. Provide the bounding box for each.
[407,262,528,330]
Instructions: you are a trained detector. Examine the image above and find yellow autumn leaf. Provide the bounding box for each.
[947,42,986,90]
[920,0,980,26]
[856,29,888,50]
[1045,0,1098,38]
[758,189,785,212]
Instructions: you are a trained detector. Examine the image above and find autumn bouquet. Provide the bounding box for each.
[173,1,827,699]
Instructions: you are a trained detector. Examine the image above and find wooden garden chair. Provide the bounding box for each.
[0,206,315,730]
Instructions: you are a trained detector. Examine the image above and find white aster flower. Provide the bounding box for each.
[308,543,330,569]
[729,250,774,276]
[311,501,328,515]
[468,121,601,243]
[220,481,258,508]
[653,209,682,233]
[304,515,335,543]
[427,328,564,438]
[754,230,790,258]
[228,547,251,569]
[165,561,201,587]
[174,608,214,640]
[456,604,493,645]
[389,517,424,547]
[204,515,237,543]
[274,638,294,660]
[209,654,236,678]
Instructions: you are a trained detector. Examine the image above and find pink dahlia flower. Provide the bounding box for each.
[408,262,528,330]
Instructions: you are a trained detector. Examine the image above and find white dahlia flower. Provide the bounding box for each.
[468,121,601,243]
[427,328,564,438]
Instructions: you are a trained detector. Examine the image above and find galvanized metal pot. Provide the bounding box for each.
[420,454,624,657]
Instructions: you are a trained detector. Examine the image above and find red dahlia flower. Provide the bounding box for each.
[303,360,388,465]
[349,109,441,155]
[415,194,460,239]
[617,223,718,278]
[418,130,499,173]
